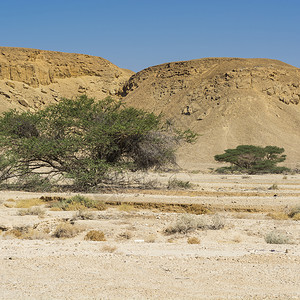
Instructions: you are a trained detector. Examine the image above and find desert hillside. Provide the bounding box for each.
[0,47,134,113]
[0,48,299,170]
[120,58,300,169]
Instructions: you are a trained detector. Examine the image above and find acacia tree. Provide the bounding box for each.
[214,145,289,174]
[0,95,196,190]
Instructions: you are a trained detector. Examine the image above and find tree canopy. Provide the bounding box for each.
[214,145,289,174]
[0,95,196,190]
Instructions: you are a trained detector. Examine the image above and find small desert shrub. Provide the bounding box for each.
[267,212,289,220]
[84,230,106,241]
[102,245,117,252]
[264,230,291,244]
[268,183,278,190]
[53,222,81,238]
[167,178,192,189]
[49,195,106,211]
[165,214,225,235]
[145,234,156,243]
[72,210,96,220]
[21,228,48,240]
[165,214,198,234]
[292,213,300,220]
[210,214,225,230]
[187,237,201,244]
[288,206,300,219]
[118,231,133,240]
[4,228,25,238]
[18,207,45,218]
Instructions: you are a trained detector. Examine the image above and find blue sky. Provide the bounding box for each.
[1,0,299,72]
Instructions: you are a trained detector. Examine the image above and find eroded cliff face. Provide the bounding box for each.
[0,47,134,112]
[120,58,300,168]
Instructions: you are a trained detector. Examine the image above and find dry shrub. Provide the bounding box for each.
[4,228,25,238]
[53,222,81,238]
[165,214,225,235]
[18,207,45,218]
[102,245,117,252]
[15,198,44,208]
[84,230,106,241]
[265,230,291,244]
[144,234,156,243]
[167,178,192,189]
[187,237,201,244]
[288,206,300,219]
[72,210,96,220]
[2,226,46,239]
[267,212,289,220]
[268,183,278,190]
[118,231,133,240]
[292,213,300,220]
[21,229,48,240]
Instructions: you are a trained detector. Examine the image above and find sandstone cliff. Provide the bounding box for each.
[120,58,300,169]
[0,47,134,112]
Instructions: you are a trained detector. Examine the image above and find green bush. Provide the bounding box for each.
[214,145,289,174]
[0,96,195,191]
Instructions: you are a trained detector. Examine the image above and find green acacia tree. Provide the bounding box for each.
[0,95,196,190]
[214,145,289,174]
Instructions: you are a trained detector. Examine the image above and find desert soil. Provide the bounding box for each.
[0,172,299,299]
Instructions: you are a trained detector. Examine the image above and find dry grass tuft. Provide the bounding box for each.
[72,210,96,220]
[118,231,133,240]
[15,198,45,208]
[288,206,300,219]
[292,213,300,220]
[84,230,106,241]
[187,236,201,244]
[102,245,117,252]
[118,203,136,212]
[53,222,82,238]
[18,207,45,218]
[144,234,157,243]
[165,214,225,235]
[267,212,289,220]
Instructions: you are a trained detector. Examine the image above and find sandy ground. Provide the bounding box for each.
[0,173,299,299]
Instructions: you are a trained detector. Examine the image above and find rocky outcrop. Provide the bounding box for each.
[0,47,134,112]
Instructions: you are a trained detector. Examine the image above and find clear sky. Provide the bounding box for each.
[1,0,299,72]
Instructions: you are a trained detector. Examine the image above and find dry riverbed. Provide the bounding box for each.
[0,173,299,299]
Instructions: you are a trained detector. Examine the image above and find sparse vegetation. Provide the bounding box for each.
[264,230,291,244]
[49,195,106,211]
[101,245,117,252]
[164,214,225,235]
[15,198,45,208]
[84,230,106,241]
[267,212,289,220]
[118,203,135,212]
[187,236,201,244]
[268,183,278,190]
[72,210,96,220]
[288,206,300,219]
[18,206,45,218]
[215,145,289,174]
[53,222,82,238]
[167,178,192,189]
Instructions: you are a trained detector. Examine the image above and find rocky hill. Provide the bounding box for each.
[0,47,133,113]
[120,58,300,169]
[0,48,299,170]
